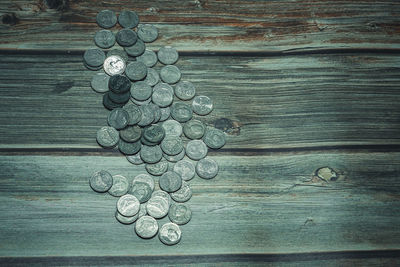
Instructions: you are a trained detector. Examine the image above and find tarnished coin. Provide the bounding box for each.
[107,108,129,130]
[162,120,182,136]
[118,10,139,28]
[141,135,159,146]
[131,97,151,106]
[138,203,147,218]
[103,55,126,76]
[170,102,193,123]
[161,136,184,156]
[163,148,185,163]
[137,49,158,67]
[109,174,130,197]
[160,65,181,84]
[133,173,155,190]
[135,215,159,239]
[143,124,165,143]
[192,95,213,116]
[96,10,117,29]
[108,74,131,94]
[131,81,152,101]
[131,181,153,203]
[140,145,163,164]
[126,153,143,165]
[203,128,226,149]
[120,125,142,143]
[158,46,179,65]
[145,160,168,176]
[107,49,129,63]
[91,72,110,93]
[152,190,171,205]
[152,87,173,108]
[143,68,160,86]
[126,61,148,81]
[159,222,181,245]
[116,28,138,47]
[94,29,116,49]
[115,210,138,225]
[173,160,195,181]
[170,181,192,203]
[146,196,169,219]
[186,140,207,160]
[118,139,141,155]
[159,107,170,122]
[153,82,174,95]
[96,126,119,148]
[84,62,103,71]
[168,203,192,225]
[89,170,113,193]
[175,81,195,100]
[149,103,162,124]
[108,90,130,104]
[124,39,145,57]
[138,104,155,127]
[123,103,142,125]
[83,48,105,68]
[117,194,140,217]
[183,119,205,139]
[159,171,182,193]
[137,24,158,43]
[196,157,218,179]
[103,92,124,110]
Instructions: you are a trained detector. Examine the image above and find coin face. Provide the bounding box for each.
[160,65,181,84]
[170,102,193,123]
[138,104,155,127]
[103,92,124,110]
[152,87,173,108]
[118,139,141,155]
[159,222,181,245]
[115,210,139,225]
[192,95,213,116]
[161,136,184,156]
[173,160,195,181]
[162,120,182,136]
[108,91,130,104]
[145,160,169,176]
[108,174,130,197]
[117,194,140,217]
[159,107,170,122]
[124,39,146,57]
[137,49,158,67]
[118,10,139,28]
[186,140,208,160]
[158,46,179,65]
[108,74,131,94]
[170,181,192,203]
[130,181,152,203]
[163,148,185,163]
[96,126,119,148]
[84,48,105,68]
[137,24,159,43]
[116,28,138,47]
[96,10,117,28]
[126,61,148,81]
[143,124,165,143]
[146,196,169,218]
[175,81,195,101]
[168,203,192,225]
[144,68,160,86]
[107,108,129,130]
[154,82,174,95]
[103,55,126,76]
[133,173,155,190]
[196,157,218,179]
[151,190,171,205]
[126,153,143,165]
[203,128,226,149]
[94,30,116,49]
[122,103,142,125]
[159,171,182,193]
[140,145,163,164]
[135,215,159,239]
[91,72,110,93]
[89,170,113,193]
[131,81,152,101]
[183,119,205,139]
[120,125,142,143]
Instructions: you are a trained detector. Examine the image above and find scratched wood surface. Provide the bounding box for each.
[1,0,400,266]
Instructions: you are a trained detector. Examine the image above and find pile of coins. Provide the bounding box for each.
[86,10,226,245]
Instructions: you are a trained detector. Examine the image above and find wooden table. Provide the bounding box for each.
[1,0,400,265]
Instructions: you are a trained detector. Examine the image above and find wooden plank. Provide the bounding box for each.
[1,0,400,52]
[0,152,399,257]
[0,53,400,149]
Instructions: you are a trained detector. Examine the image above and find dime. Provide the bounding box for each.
[143,124,165,143]
[89,170,113,193]
[115,210,139,224]
[159,107,170,122]
[126,153,143,165]
[131,181,153,203]
[83,48,105,68]
[122,103,142,125]
[152,87,173,108]
[124,39,145,57]
[183,119,205,139]
[138,104,155,127]
[135,215,159,239]
[203,128,226,149]
[107,49,129,63]
[131,81,152,101]
[159,171,182,193]
[136,49,158,67]
[160,65,181,84]
[170,102,193,123]
[163,148,185,163]
[91,72,110,93]
[107,108,129,130]
[157,46,179,65]
[96,10,117,29]
[159,222,181,245]
[152,190,171,205]
[108,74,131,94]
[103,55,126,76]
[140,145,163,164]
[108,174,130,197]
[143,68,160,86]
[137,24,158,43]
[126,61,148,81]
[118,139,141,155]
[117,194,140,217]
[149,103,162,123]
[133,173,155,191]
[103,92,124,110]
[170,181,192,202]
[108,90,130,104]
[196,157,218,179]
[96,126,119,148]
[153,82,174,95]
[168,203,192,225]
[161,136,184,156]
[146,196,169,219]
[120,125,142,142]
[94,29,116,49]
[116,28,138,47]
[173,160,195,181]
[162,120,182,136]
[192,95,213,115]
[174,81,195,100]
[186,140,207,160]
[118,10,139,28]
[145,160,168,176]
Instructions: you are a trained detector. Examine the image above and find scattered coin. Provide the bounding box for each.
[91,72,110,93]
[152,190,171,205]
[153,82,174,95]
[174,81,195,100]
[118,139,141,155]
[159,107,171,122]
[124,39,146,57]
[159,222,181,245]
[137,49,158,67]
[145,160,169,176]
[89,170,113,193]
[140,145,163,164]
[120,125,142,143]
[115,210,139,224]
[126,153,143,165]
[170,181,192,203]
[133,173,155,190]
[186,140,207,160]
[183,119,205,139]
[116,28,138,47]
[196,157,218,179]
[152,87,173,108]
[131,97,152,106]
[159,171,182,193]
[122,103,142,125]
[109,174,130,197]
[137,24,158,43]
[107,108,129,130]
[192,95,213,115]
[163,148,185,162]
[160,65,181,84]
[108,74,131,94]
[83,48,105,68]
[117,194,140,217]
[149,103,162,123]
[108,90,130,104]
[162,120,182,136]
[131,81,152,101]
[143,124,165,144]
[126,61,148,81]
[203,128,226,149]
[84,62,103,71]
[96,10,117,29]
[146,196,169,219]
[94,29,116,49]
[138,203,147,218]
[141,135,159,146]
[168,203,192,225]
[170,102,193,123]
[96,126,119,148]
[107,49,129,63]
[135,215,159,239]
[103,92,124,110]
[131,181,153,203]
[161,136,184,156]
[158,46,179,65]
[143,68,160,86]
[103,55,126,76]
[173,159,195,181]
[138,104,155,127]
[118,10,139,28]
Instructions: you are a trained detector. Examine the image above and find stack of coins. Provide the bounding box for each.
[86,10,226,245]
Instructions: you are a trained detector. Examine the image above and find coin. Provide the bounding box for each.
[89,170,113,193]
[203,128,226,149]
[138,203,147,218]
[132,173,155,191]
[161,136,184,156]
[149,103,161,124]
[159,222,181,245]
[183,119,205,139]
[186,140,207,160]
[159,107,170,122]
[168,203,192,225]
[109,174,130,197]
[170,102,193,123]
[108,90,130,104]
[170,181,192,202]
[120,125,142,142]
[108,74,131,94]
[157,46,179,65]
[146,196,169,219]
[91,72,110,93]
[83,48,105,68]
[162,120,182,136]
[173,160,195,181]
[137,49,158,67]
[118,139,141,155]
[96,126,119,148]
[160,65,181,84]
[126,61,148,81]
[143,68,160,87]
[103,55,126,76]
[131,97,151,106]
[107,108,129,130]
[124,39,145,57]
[131,181,153,203]
[159,171,182,193]
[145,160,168,176]
[116,28,138,47]
[140,145,163,164]
[143,124,165,143]
[115,210,139,224]
[126,153,143,165]
[131,81,152,101]
[117,194,140,217]
[96,10,117,29]
[122,103,142,125]
[196,157,218,179]
[153,82,174,95]
[137,24,158,43]
[103,92,124,110]
[84,62,103,71]
[94,29,116,49]
[192,95,213,116]
[152,190,171,205]
[152,87,173,108]
[138,104,155,127]
[118,10,139,28]
[141,135,159,146]
[135,215,159,239]
[107,49,129,63]
[174,81,195,100]
[163,148,185,162]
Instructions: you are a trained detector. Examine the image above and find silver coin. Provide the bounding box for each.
[173,160,195,181]
[137,24,158,43]
[117,194,140,217]
[131,81,152,101]
[196,157,218,179]
[157,46,179,65]
[94,29,116,49]
[91,72,110,93]
[174,81,195,100]
[186,140,208,160]
[146,196,169,219]
[170,102,193,123]
[140,145,163,164]
[107,49,129,62]
[103,55,126,76]
[132,173,155,190]
[183,119,206,139]
[163,148,185,162]
[161,136,184,156]
[162,120,182,137]
[145,160,169,176]
[151,190,171,206]
[149,103,161,124]
[168,203,192,225]
[83,48,105,68]
[153,82,174,95]
[89,170,113,193]
[131,97,152,106]
[107,108,129,130]
[159,107,170,122]
[124,39,146,57]
[118,139,141,155]
[137,49,158,67]
[115,210,139,224]
[135,215,159,239]
[159,171,182,193]
[152,87,173,108]
[96,10,117,29]
[159,222,181,245]
[170,181,192,203]
[131,181,153,203]
[116,28,138,47]
[160,65,181,84]
[203,127,226,149]
[138,203,147,218]
[126,153,143,165]
[96,126,119,148]
[126,61,148,81]
[120,125,142,143]
[108,174,130,197]
[143,68,160,86]
[122,103,142,125]
[138,104,155,126]
[192,95,213,116]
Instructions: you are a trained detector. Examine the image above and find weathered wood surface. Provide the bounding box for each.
[1,0,400,52]
[1,53,400,150]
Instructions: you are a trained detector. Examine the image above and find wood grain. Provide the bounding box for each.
[0,0,400,52]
